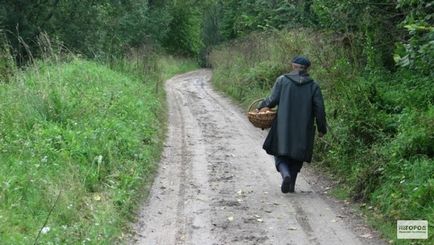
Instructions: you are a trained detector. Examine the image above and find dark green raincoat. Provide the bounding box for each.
[258,71,327,162]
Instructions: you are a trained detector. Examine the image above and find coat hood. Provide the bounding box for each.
[284,71,313,86]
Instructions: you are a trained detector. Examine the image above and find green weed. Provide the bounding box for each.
[0,56,197,244]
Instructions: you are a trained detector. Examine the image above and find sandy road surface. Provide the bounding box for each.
[132,70,386,245]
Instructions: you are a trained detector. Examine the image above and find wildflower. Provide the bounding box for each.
[41,226,50,234]
[41,156,48,163]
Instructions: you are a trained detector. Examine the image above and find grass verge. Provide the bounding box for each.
[0,55,197,244]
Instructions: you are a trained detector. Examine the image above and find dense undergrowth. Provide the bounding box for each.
[209,29,433,244]
[0,55,197,244]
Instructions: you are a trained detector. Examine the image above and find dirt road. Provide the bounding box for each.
[132,70,386,245]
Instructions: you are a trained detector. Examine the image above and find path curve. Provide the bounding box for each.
[132,70,386,245]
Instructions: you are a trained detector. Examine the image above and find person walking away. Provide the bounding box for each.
[257,56,327,193]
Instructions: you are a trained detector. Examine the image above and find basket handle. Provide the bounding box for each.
[247,98,265,112]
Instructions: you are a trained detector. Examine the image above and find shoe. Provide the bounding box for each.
[281,175,291,193]
[278,162,291,193]
[288,172,298,193]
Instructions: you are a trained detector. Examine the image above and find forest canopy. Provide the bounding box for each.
[1,0,432,74]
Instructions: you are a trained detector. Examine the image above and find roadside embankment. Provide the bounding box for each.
[0,56,197,244]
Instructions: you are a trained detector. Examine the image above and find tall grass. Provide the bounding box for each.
[0,52,197,244]
[209,29,433,244]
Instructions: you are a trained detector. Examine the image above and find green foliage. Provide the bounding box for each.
[157,55,200,80]
[163,1,204,55]
[394,0,434,75]
[0,55,197,243]
[217,0,314,39]
[1,0,432,75]
[310,0,402,69]
[209,29,433,244]
[206,0,433,73]
[0,38,15,83]
[0,0,171,61]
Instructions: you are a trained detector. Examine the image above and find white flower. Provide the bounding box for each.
[96,155,103,164]
[41,226,50,234]
[41,156,48,163]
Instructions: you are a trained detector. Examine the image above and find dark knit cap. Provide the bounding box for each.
[292,56,311,67]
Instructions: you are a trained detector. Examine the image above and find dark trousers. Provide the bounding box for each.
[274,156,303,173]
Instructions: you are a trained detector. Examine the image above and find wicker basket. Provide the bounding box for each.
[247,98,277,129]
